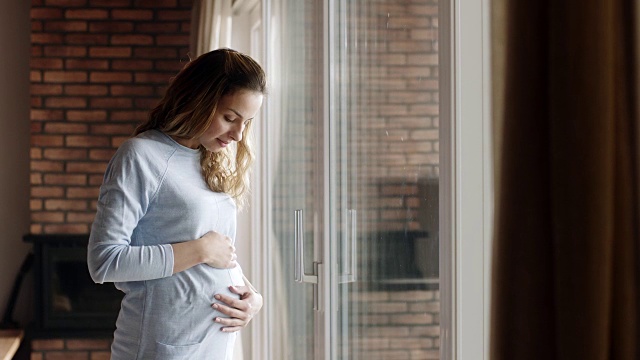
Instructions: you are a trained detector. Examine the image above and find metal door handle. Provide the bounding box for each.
[340,209,357,283]
[294,209,322,311]
[294,209,318,284]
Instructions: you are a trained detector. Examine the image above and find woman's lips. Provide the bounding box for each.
[217,139,229,147]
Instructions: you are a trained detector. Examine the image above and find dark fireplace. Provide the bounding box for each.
[24,234,122,337]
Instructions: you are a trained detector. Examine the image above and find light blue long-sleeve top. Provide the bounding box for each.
[88,129,244,360]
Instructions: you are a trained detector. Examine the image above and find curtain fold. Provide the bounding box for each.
[491,1,639,359]
[190,0,232,57]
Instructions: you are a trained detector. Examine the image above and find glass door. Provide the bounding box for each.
[267,0,326,359]
[330,1,441,359]
[265,0,444,359]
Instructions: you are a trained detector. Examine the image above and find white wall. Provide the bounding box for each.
[0,0,33,326]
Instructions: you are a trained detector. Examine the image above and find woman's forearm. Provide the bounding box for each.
[172,231,237,274]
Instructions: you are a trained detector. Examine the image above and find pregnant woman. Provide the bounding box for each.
[88,48,265,360]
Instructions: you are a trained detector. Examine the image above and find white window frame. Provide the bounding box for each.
[440,0,493,358]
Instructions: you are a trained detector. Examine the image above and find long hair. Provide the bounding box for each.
[135,48,267,207]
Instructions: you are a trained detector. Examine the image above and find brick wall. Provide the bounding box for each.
[29,0,193,235]
[28,0,193,356]
[31,338,111,360]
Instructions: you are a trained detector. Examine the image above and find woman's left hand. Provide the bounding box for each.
[212,286,263,332]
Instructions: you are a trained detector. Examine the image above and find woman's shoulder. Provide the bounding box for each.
[117,130,179,160]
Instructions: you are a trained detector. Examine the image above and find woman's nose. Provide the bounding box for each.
[230,122,244,142]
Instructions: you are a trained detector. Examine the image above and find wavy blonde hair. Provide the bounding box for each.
[135,48,267,207]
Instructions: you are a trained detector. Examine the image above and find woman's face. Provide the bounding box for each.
[176,89,264,151]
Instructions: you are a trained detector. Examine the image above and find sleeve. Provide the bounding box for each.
[87,141,175,284]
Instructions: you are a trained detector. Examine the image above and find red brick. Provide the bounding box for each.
[155,59,186,71]
[89,149,116,160]
[91,124,135,135]
[31,147,43,159]
[45,0,88,6]
[31,160,64,172]
[31,84,63,96]
[134,72,172,84]
[133,47,177,59]
[29,121,42,134]
[43,224,89,234]
[31,109,64,121]
[111,34,154,45]
[67,162,108,173]
[31,70,42,82]
[31,174,43,186]
[31,224,43,234]
[90,0,131,6]
[67,187,101,199]
[31,135,64,147]
[31,186,64,198]
[32,339,64,350]
[45,97,87,108]
[89,175,105,186]
[111,136,129,147]
[110,110,148,122]
[111,9,153,20]
[66,136,110,147]
[32,33,64,44]
[135,22,179,33]
[90,72,133,83]
[31,200,43,213]
[67,110,107,121]
[31,58,64,69]
[31,8,63,19]
[44,123,88,134]
[31,211,65,223]
[65,9,109,19]
[112,60,153,71]
[32,45,43,57]
[65,34,109,45]
[110,84,154,96]
[134,98,158,108]
[157,10,191,20]
[45,20,88,32]
[65,339,111,350]
[90,352,111,360]
[156,35,189,46]
[31,97,43,107]
[44,45,87,57]
[44,71,87,83]
[44,148,87,160]
[44,174,87,186]
[30,352,44,360]
[65,84,109,96]
[89,46,132,58]
[89,21,134,33]
[135,0,177,7]
[67,212,97,223]
[89,97,132,108]
[32,20,43,32]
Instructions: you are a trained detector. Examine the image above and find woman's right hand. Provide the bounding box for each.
[197,231,237,269]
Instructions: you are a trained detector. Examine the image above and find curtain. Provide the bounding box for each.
[491,1,640,359]
[190,0,232,57]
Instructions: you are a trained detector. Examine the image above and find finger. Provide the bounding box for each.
[214,294,250,311]
[212,302,249,320]
[228,285,250,296]
[221,326,243,333]
[214,316,247,327]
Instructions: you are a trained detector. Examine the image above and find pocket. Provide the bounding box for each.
[154,341,202,360]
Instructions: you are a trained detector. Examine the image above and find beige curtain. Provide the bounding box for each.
[491,1,639,359]
[190,0,232,57]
